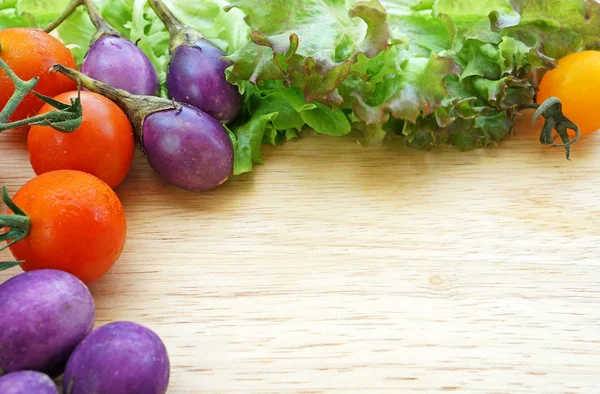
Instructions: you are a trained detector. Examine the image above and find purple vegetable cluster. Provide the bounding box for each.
[0,270,170,394]
[46,0,242,193]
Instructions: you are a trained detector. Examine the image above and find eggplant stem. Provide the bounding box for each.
[50,63,187,153]
[148,0,184,37]
[66,378,75,394]
[148,0,205,53]
[0,186,31,271]
[84,0,120,38]
[44,0,119,40]
[43,0,84,33]
[50,63,131,103]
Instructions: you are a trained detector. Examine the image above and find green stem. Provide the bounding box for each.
[0,111,70,131]
[44,0,119,40]
[84,0,120,39]
[0,83,83,132]
[0,44,39,124]
[148,0,204,53]
[50,63,182,149]
[43,0,83,33]
[0,186,31,271]
[0,44,84,132]
[148,0,184,37]
[529,96,580,160]
[51,64,131,102]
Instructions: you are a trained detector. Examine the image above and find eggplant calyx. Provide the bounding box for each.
[170,27,206,54]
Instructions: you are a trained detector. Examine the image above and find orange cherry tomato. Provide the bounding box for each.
[5,170,127,283]
[0,28,78,124]
[28,91,135,189]
[537,50,600,138]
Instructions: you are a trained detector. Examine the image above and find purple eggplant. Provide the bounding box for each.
[51,64,234,192]
[45,0,159,96]
[0,270,95,377]
[148,0,243,124]
[62,321,170,394]
[0,371,59,394]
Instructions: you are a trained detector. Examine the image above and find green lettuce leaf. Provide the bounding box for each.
[227,81,352,173]
[351,49,459,125]
[225,0,390,105]
[0,0,35,29]
[54,7,95,65]
[15,0,72,26]
[501,0,600,60]
[230,112,277,175]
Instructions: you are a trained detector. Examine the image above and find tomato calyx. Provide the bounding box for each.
[529,96,580,160]
[0,43,84,133]
[0,186,29,271]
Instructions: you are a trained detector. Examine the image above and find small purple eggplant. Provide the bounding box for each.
[45,0,159,96]
[62,321,170,394]
[0,270,95,377]
[51,64,234,192]
[0,371,59,394]
[148,0,243,124]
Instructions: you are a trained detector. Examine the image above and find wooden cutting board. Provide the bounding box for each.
[2,113,599,393]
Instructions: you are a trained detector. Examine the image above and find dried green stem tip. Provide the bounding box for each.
[532,96,580,160]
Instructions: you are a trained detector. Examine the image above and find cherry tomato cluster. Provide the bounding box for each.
[0,28,131,283]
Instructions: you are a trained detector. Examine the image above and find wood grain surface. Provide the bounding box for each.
[1,113,600,393]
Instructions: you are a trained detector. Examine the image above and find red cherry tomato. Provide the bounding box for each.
[28,91,134,189]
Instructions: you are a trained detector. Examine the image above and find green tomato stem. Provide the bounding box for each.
[530,96,580,160]
[0,186,30,271]
[0,45,39,124]
[0,85,84,132]
[0,44,84,133]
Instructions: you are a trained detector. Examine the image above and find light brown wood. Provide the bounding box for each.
[2,114,600,393]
